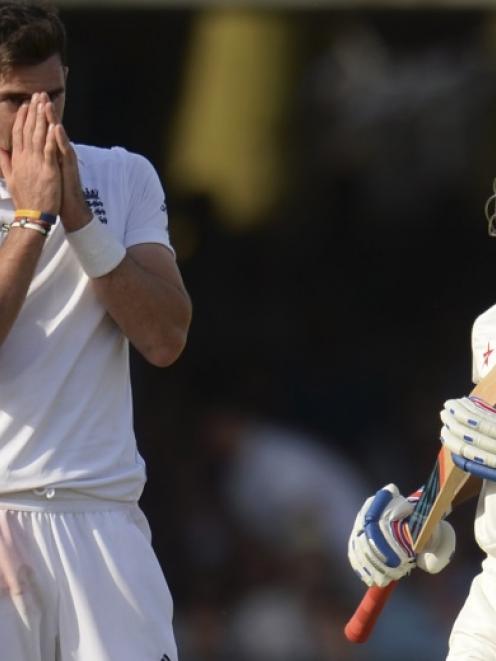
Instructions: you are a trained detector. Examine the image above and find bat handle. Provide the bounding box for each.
[344,581,397,643]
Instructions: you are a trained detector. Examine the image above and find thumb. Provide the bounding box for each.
[54,125,78,182]
[417,520,456,574]
[54,124,72,160]
[0,149,12,180]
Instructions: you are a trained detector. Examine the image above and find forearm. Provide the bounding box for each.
[0,228,44,345]
[50,121,192,365]
[91,252,192,367]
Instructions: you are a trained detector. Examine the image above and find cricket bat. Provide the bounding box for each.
[344,363,496,644]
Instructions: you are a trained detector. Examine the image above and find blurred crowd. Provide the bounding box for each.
[62,5,496,659]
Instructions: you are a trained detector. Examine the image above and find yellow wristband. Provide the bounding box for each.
[15,210,57,224]
[15,209,42,219]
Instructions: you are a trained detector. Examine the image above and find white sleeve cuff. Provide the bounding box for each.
[66,216,126,278]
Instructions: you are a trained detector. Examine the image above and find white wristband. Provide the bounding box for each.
[66,216,126,278]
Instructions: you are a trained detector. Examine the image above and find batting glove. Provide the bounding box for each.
[441,397,496,481]
[348,483,456,588]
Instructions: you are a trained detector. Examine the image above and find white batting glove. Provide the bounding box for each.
[440,397,496,480]
[348,484,456,588]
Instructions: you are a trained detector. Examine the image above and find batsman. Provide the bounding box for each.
[0,2,192,659]
[348,182,496,659]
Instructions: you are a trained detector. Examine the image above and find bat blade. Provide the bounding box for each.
[410,450,466,554]
[344,364,496,644]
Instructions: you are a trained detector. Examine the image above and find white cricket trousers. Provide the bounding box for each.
[0,491,178,661]
[447,556,496,660]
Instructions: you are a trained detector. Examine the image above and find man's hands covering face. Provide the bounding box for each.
[0,92,92,231]
[0,92,61,215]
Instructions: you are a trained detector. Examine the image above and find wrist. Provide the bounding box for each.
[66,215,126,278]
[15,209,57,226]
[62,207,93,233]
[13,199,60,217]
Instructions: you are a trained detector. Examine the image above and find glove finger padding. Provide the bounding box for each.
[348,483,456,589]
[349,527,393,588]
[441,408,496,455]
[348,484,416,588]
[441,424,496,468]
[349,513,412,587]
[348,497,389,587]
[441,397,496,471]
[445,397,496,441]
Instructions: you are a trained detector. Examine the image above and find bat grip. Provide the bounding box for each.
[344,581,397,643]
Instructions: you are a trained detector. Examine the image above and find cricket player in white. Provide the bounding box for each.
[348,184,496,658]
[0,2,192,660]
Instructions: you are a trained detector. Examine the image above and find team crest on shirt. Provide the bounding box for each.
[83,188,108,224]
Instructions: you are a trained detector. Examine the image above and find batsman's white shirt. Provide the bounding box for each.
[446,304,496,659]
[0,144,171,501]
[471,303,496,556]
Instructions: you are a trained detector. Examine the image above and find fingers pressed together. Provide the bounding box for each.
[13,91,71,162]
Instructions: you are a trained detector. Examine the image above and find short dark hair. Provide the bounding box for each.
[0,1,67,76]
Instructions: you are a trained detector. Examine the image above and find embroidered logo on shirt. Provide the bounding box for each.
[160,655,171,661]
[83,188,108,224]
[160,198,167,213]
[483,342,494,367]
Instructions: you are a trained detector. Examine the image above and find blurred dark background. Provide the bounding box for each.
[59,4,496,659]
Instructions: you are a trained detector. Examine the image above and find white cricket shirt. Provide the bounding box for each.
[0,144,172,501]
[471,304,496,555]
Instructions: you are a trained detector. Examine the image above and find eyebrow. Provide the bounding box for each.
[0,87,65,102]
